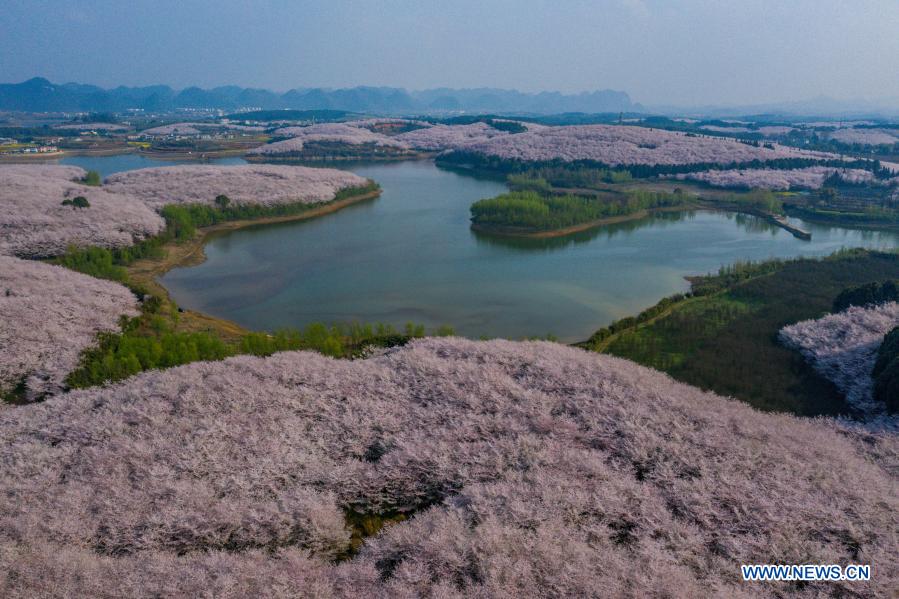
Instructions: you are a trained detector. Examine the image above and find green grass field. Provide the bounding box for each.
[599,250,899,416]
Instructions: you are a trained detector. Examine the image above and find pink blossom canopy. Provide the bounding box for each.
[103,164,369,210]
[0,338,895,596]
[459,124,840,166]
[0,256,138,400]
[0,165,166,258]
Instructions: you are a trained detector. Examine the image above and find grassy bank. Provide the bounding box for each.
[581,249,899,415]
[50,183,462,390]
[786,205,899,229]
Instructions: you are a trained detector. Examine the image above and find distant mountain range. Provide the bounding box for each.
[649,96,899,119]
[4,78,894,119]
[0,78,639,115]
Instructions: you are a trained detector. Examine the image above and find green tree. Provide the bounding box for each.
[819,187,838,205]
[214,194,231,210]
[82,171,101,186]
[61,196,90,210]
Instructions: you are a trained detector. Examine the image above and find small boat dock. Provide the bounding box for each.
[769,215,812,240]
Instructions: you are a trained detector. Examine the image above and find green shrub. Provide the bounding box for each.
[833,280,899,312]
[66,308,232,389]
[55,245,128,282]
[505,166,633,190]
[61,196,90,209]
[726,189,783,214]
[239,321,426,360]
[507,174,552,193]
[156,182,380,240]
[57,184,381,283]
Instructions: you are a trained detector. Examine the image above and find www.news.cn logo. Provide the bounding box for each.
[742,564,871,582]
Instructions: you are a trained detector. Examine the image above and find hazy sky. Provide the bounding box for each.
[2,0,898,106]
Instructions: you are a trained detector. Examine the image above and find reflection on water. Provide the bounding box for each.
[62,155,899,342]
[471,210,802,252]
[158,160,899,342]
[730,212,780,236]
[472,210,701,251]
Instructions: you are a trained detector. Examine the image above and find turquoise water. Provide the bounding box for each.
[55,154,899,340]
[141,160,899,342]
[59,153,246,176]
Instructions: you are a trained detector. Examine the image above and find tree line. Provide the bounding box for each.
[507,166,633,191]
[470,189,690,232]
[439,150,891,180]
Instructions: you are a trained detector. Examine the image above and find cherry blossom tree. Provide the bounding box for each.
[0,165,166,258]
[103,164,370,210]
[673,166,878,190]
[0,338,895,596]
[0,256,138,400]
[254,121,521,155]
[458,124,841,166]
[139,123,203,136]
[393,122,510,151]
[140,122,266,135]
[830,128,899,146]
[252,123,411,155]
[780,302,899,419]
[54,122,129,131]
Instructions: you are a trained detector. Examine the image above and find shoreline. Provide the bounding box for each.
[471,205,698,239]
[784,206,899,232]
[125,189,382,340]
[472,202,816,240]
[137,147,258,160]
[0,146,137,162]
[246,151,435,164]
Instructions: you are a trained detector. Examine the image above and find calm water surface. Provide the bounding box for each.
[59,153,246,176]
[141,160,899,342]
[54,155,899,340]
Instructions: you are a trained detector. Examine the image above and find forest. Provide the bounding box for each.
[438,148,888,179]
[470,188,690,232]
[4,334,895,596]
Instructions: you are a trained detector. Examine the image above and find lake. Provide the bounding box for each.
[60,155,899,341]
[60,152,247,175]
